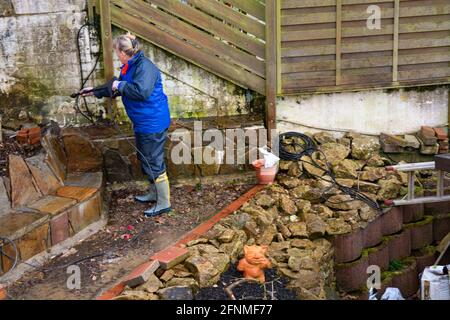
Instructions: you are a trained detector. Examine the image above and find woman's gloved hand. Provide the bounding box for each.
[112,81,122,92]
[80,87,94,97]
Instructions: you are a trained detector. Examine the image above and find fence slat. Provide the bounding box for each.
[221,0,265,21]
[112,0,265,77]
[111,6,265,94]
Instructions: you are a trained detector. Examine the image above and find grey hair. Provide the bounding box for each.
[113,33,140,57]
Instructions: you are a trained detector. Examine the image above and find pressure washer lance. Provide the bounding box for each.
[70,79,120,99]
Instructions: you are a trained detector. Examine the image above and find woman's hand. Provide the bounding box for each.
[112,81,121,92]
[80,87,94,96]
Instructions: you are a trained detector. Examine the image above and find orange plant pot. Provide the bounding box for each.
[252,159,278,185]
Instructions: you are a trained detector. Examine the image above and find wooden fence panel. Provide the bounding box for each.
[281,0,450,94]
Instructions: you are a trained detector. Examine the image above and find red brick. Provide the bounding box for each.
[50,213,69,245]
[28,127,41,145]
[17,129,29,145]
[151,246,190,270]
[434,127,448,140]
[421,126,436,138]
[123,260,160,288]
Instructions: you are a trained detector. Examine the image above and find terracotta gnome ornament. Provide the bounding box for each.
[237,245,272,283]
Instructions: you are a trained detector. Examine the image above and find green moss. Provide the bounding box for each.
[404,215,433,229]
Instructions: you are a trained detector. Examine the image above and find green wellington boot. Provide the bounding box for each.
[144,172,172,217]
[135,185,156,203]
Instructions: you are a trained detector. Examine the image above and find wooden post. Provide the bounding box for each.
[276,0,282,96]
[336,0,342,86]
[393,0,400,84]
[265,0,278,146]
[99,0,115,119]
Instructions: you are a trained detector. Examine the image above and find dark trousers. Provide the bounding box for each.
[135,130,168,182]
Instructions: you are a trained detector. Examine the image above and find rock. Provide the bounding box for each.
[158,286,193,300]
[190,244,219,255]
[244,220,259,238]
[279,194,297,215]
[290,185,311,199]
[404,135,420,149]
[306,215,327,239]
[312,205,334,219]
[63,134,103,173]
[287,161,303,177]
[366,155,386,167]
[41,133,67,182]
[113,290,159,300]
[351,135,380,160]
[276,221,292,239]
[313,132,336,145]
[288,222,308,238]
[218,229,236,243]
[159,270,175,282]
[184,255,220,288]
[417,127,438,146]
[360,167,386,182]
[9,155,41,208]
[301,154,327,177]
[291,239,316,250]
[136,274,163,293]
[186,238,209,246]
[325,218,352,235]
[302,188,323,204]
[165,278,199,293]
[279,160,292,171]
[287,270,321,290]
[219,240,243,262]
[25,153,63,196]
[255,194,276,208]
[172,265,193,278]
[353,181,380,194]
[257,224,277,245]
[295,199,312,220]
[377,177,402,200]
[269,241,291,252]
[295,287,321,300]
[359,205,378,221]
[333,159,360,179]
[336,179,354,188]
[325,195,363,210]
[419,142,439,155]
[278,176,301,189]
[380,133,408,153]
[203,253,230,273]
[320,143,350,165]
[288,256,319,272]
[104,149,132,182]
[336,210,359,223]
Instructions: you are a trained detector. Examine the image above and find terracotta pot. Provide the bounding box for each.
[363,215,383,248]
[402,203,424,223]
[387,229,411,261]
[367,240,390,271]
[404,216,434,250]
[433,213,450,242]
[381,207,403,236]
[391,259,419,298]
[335,254,369,292]
[252,159,277,185]
[332,228,364,264]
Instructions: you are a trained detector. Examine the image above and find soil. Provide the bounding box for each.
[0,135,42,176]
[6,182,253,300]
[195,264,297,300]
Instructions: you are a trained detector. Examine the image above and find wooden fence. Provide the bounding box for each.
[89,0,450,129]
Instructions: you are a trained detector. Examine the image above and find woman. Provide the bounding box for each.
[82,33,171,217]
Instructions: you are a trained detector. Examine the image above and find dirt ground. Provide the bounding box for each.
[6,182,253,300]
[0,135,42,176]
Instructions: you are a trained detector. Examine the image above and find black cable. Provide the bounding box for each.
[279,132,382,212]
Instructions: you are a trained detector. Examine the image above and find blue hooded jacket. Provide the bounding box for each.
[117,51,171,134]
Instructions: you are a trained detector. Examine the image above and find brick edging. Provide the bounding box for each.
[96,184,265,300]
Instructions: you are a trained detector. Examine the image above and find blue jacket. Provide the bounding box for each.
[117,51,171,134]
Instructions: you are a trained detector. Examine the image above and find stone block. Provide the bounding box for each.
[332,228,363,263]
[128,153,144,180]
[103,149,132,183]
[63,134,103,173]
[56,186,98,202]
[0,211,49,240]
[381,207,403,236]
[28,195,76,216]
[403,135,420,149]
[64,172,104,189]
[335,254,369,292]
[434,127,448,140]
[41,133,67,183]
[68,192,102,234]
[124,260,160,288]
[404,216,434,250]
[9,155,41,208]
[50,212,69,245]
[417,128,437,146]
[26,153,63,196]
[387,229,411,261]
[151,246,190,270]
[403,203,424,223]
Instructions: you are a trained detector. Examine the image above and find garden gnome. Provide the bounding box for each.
[237,245,272,283]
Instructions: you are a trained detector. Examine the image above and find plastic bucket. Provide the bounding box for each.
[252,159,278,185]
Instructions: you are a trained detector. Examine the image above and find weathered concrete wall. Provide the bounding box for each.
[0,2,259,130]
[111,27,258,121]
[277,86,449,136]
[0,0,102,128]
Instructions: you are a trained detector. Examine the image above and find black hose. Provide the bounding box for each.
[279,132,382,212]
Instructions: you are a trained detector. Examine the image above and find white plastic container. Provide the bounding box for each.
[420,265,450,300]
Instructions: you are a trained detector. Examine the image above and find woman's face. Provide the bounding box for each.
[115,48,129,65]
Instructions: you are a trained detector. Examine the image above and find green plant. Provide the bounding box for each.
[388,260,404,272]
